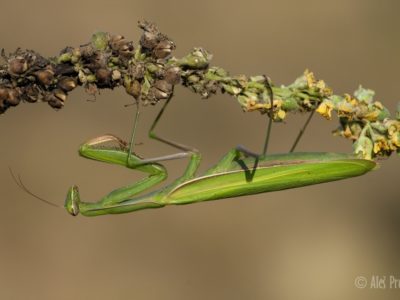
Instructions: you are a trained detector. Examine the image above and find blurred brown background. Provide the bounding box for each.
[0,0,399,299]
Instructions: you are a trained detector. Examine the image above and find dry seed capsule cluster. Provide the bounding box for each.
[0,21,398,159]
[0,21,177,114]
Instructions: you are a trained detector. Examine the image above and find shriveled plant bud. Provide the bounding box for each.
[86,74,97,83]
[58,52,72,63]
[111,70,121,81]
[154,40,175,59]
[91,32,110,51]
[118,42,134,56]
[44,92,64,109]
[6,89,21,106]
[95,68,111,85]
[125,79,141,99]
[140,31,158,50]
[152,80,172,100]
[110,35,125,51]
[154,80,172,94]
[35,69,54,86]
[8,57,28,75]
[71,48,81,64]
[54,89,67,102]
[80,44,95,58]
[164,67,181,84]
[0,87,9,101]
[58,77,77,92]
[22,85,40,103]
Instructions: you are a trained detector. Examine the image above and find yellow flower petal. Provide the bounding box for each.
[316,101,334,119]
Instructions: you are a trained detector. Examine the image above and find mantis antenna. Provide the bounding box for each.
[9,167,61,209]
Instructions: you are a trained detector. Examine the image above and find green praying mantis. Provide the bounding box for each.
[63,98,376,217]
[2,21,398,217]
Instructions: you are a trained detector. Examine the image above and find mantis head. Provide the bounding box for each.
[65,185,81,216]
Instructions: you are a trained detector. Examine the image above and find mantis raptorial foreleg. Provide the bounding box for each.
[65,135,204,216]
[65,135,168,215]
[66,95,205,215]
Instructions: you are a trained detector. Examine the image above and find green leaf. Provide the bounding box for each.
[281,97,300,111]
[178,48,211,69]
[354,85,375,103]
[353,135,373,160]
[377,107,391,121]
[141,74,151,96]
[91,32,109,51]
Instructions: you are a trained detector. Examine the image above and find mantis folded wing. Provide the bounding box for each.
[65,135,375,217]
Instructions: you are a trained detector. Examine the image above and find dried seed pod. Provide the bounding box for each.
[151,80,172,101]
[118,42,134,57]
[110,34,135,57]
[110,35,125,51]
[140,31,158,50]
[125,79,141,99]
[111,70,121,81]
[8,57,28,75]
[91,51,108,70]
[35,69,54,86]
[48,98,64,109]
[44,91,64,109]
[154,80,172,94]
[95,68,111,85]
[21,85,40,103]
[5,89,21,106]
[80,44,95,58]
[164,67,181,84]
[54,89,67,102]
[0,87,9,101]
[154,40,175,59]
[151,88,168,100]
[129,63,145,79]
[54,63,76,76]
[58,77,77,92]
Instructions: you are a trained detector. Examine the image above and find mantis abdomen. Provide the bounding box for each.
[165,153,376,205]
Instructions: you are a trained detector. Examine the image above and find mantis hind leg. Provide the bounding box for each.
[289,110,316,152]
[203,146,259,176]
[236,75,275,159]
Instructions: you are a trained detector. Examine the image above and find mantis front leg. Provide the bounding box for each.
[65,95,204,216]
[64,133,204,216]
[64,135,168,216]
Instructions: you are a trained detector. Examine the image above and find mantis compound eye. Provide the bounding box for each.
[65,185,81,216]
